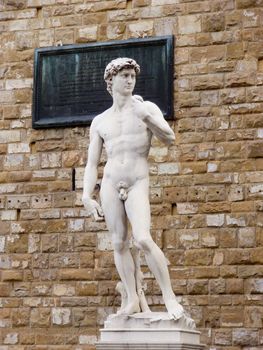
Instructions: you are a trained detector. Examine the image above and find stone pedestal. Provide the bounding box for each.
[96,312,205,350]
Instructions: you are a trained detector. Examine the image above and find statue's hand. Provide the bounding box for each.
[82,196,104,221]
[132,95,149,121]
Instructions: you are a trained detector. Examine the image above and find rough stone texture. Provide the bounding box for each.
[0,1,263,349]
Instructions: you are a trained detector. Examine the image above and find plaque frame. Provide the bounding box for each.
[32,36,174,129]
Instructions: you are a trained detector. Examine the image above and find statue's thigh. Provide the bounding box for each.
[124,179,151,238]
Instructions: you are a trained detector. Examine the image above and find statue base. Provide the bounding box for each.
[96,312,205,350]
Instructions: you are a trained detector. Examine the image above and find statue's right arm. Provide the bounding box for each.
[82,118,104,221]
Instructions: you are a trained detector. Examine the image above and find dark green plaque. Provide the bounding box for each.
[32,36,174,129]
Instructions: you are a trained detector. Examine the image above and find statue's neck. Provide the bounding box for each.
[112,92,132,112]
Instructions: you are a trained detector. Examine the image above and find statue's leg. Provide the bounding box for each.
[124,178,184,320]
[100,180,140,315]
[130,246,151,312]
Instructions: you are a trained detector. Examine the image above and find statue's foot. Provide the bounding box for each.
[184,315,196,329]
[165,298,184,320]
[117,300,140,316]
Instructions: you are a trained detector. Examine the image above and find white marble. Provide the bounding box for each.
[82,58,187,321]
[97,312,205,350]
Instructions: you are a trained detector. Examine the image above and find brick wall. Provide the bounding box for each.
[0,0,263,349]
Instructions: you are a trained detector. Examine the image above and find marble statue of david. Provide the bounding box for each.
[82,58,184,320]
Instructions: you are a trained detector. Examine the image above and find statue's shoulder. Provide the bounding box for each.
[133,95,158,111]
[91,108,111,129]
[144,100,162,114]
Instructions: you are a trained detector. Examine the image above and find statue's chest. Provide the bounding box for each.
[99,114,146,142]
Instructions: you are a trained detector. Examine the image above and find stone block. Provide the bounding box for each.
[158,163,179,175]
[202,13,225,32]
[46,220,67,233]
[164,187,188,203]
[3,333,19,345]
[133,0,150,6]
[187,186,206,202]
[0,90,16,104]
[76,25,98,43]
[0,283,11,297]
[8,143,30,153]
[178,231,199,249]
[39,209,60,219]
[247,141,263,158]
[20,331,35,345]
[236,0,263,8]
[5,234,28,253]
[98,280,117,296]
[0,236,5,252]
[206,214,224,227]
[32,170,56,181]
[200,232,218,248]
[49,253,79,268]
[11,308,30,326]
[177,203,199,214]
[206,186,226,202]
[108,8,140,22]
[76,281,98,296]
[201,202,230,213]
[154,17,176,36]
[39,28,55,47]
[244,306,263,327]
[203,306,220,327]
[221,306,244,327]
[79,335,98,345]
[31,282,51,296]
[2,270,23,281]
[53,193,75,207]
[209,278,226,294]
[232,328,258,346]
[3,154,24,170]
[178,15,201,34]
[31,195,52,209]
[228,185,244,201]
[42,234,58,252]
[1,210,17,221]
[73,307,96,327]
[185,249,214,266]
[53,283,75,296]
[6,78,32,90]
[244,278,263,293]
[213,328,232,345]
[41,153,61,169]
[226,214,247,227]
[127,21,153,38]
[59,268,94,280]
[226,278,244,293]
[30,308,51,327]
[225,249,250,265]
[69,219,85,232]
[52,307,71,326]
[219,88,246,104]
[238,227,255,247]
[251,247,263,264]
[187,279,208,294]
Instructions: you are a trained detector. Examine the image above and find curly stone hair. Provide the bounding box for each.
[104,57,140,95]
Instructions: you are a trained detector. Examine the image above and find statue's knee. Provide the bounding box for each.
[135,237,154,252]
[113,239,128,252]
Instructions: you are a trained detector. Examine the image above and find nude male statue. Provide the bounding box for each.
[82,57,184,320]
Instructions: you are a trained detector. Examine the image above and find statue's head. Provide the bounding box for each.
[104,57,140,95]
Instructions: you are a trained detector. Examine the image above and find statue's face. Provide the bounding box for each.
[112,68,136,96]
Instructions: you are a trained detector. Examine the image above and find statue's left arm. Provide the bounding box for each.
[132,97,175,145]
